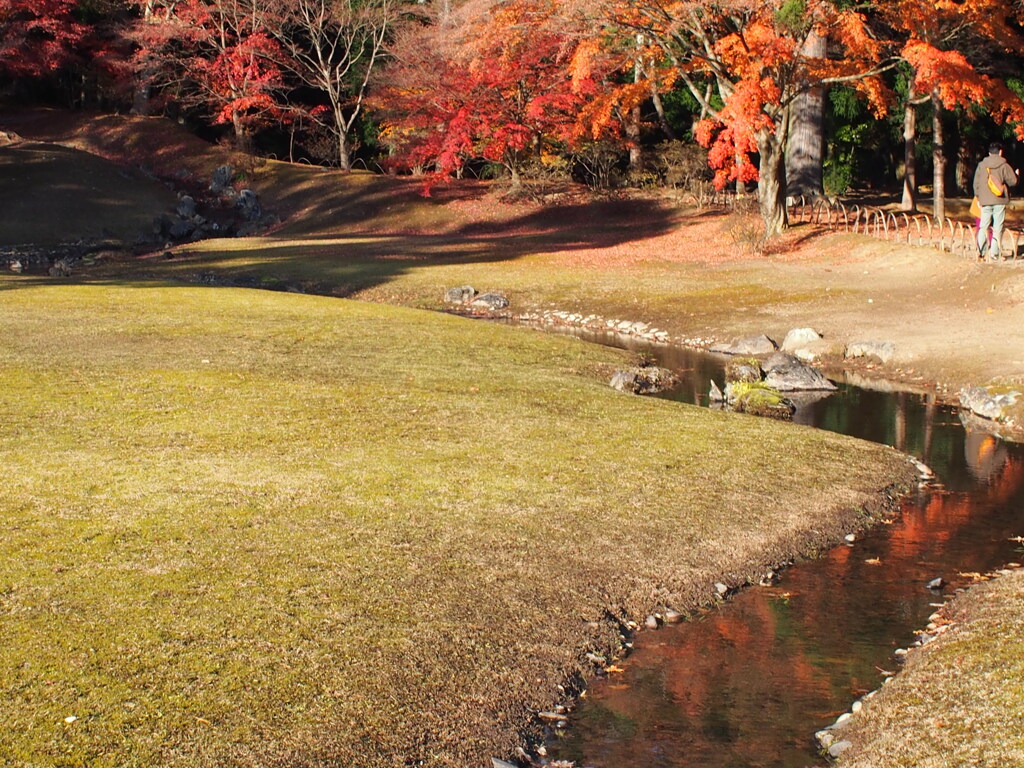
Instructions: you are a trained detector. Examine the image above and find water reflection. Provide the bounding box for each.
[545,337,1024,768]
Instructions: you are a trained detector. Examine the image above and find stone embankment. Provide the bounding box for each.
[445,286,1024,442]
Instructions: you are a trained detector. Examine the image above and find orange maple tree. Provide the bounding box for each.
[882,0,1024,218]
[571,0,895,235]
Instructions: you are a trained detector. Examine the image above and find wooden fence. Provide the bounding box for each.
[689,185,1023,261]
[791,198,1023,260]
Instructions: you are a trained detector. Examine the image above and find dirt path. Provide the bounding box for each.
[687,237,1024,390]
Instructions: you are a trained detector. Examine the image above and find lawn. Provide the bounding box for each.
[0,279,914,766]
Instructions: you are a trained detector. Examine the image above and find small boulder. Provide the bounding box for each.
[828,740,853,758]
[725,359,763,383]
[733,334,778,355]
[176,195,197,219]
[153,214,174,236]
[168,219,195,240]
[762,353,837,392]
[48,259,72,277]
[611,366,678,395]
[210,164,233,194]
[444,285,476,304]
[727,381,795,419]
[846,340,896,364]
[708,379,725,403]
[470,292,510,310]
[959,386,1020,422]
[237,189,262,221]
[712,334,778,356]
[781,327,821,351]
[792,338,844,363]
[816,730,836,749]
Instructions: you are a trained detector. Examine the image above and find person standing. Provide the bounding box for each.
[973,142,1019,261]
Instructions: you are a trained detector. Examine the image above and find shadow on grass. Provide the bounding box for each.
[83,193,694,298]
[1,201,844,301]
[0,143,178,246]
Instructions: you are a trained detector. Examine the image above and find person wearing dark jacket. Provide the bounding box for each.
[973,142,1019,260]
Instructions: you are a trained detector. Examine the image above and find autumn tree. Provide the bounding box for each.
[373,0,597,187]
[65,0,144,110]
[0,0,136,112]
[0,0,86,81]
[128,0,290,148]
[573,0,895,236]
[881,0,1024,219]
[271,0,403,171]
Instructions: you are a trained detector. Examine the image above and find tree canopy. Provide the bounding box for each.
[3,0,1024,233]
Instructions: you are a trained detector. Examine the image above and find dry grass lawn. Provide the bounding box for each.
[837,568,1024,768]
[0,280,914,766]
[2,108,1022,767]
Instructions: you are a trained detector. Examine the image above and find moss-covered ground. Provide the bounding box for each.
[2,109,1022,767]
[0,280,913,766]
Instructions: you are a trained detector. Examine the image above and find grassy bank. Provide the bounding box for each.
[5,108,1024,393]
[837,567,1024,767]
[0,279,913,766]
[105,159,1024,394]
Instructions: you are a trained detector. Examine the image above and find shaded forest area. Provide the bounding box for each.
[3,0,1024,232]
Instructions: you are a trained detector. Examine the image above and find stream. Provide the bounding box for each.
[541,330,1024,768]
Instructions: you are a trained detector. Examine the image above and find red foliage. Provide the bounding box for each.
[0,0,86,78]
[127,0,290,138]
[373,0,599,188]
[195,31,286,127]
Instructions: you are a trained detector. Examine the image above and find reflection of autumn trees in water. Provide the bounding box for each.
[895,438,1021,555]
[552,408,1024,768]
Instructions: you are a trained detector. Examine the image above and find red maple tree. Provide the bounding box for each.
[0,0,86,79]
[128,0,290,147]
[373,0,600,190]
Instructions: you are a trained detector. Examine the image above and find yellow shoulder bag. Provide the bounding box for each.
[987,168,1005,197]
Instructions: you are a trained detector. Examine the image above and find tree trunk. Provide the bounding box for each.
[333,104,352,171]
[785,30,826,199]
[131,83,151,116]
[627,104,642,171]
[901,100,917,211]
[627,60,642,171]
[650,87,676,141]
[954,118,972,195]
[231,110,252,153]
[931,90,945,223]
[337,130,352,172]
[757,130,789,237]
